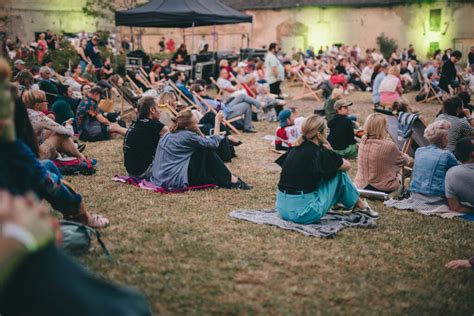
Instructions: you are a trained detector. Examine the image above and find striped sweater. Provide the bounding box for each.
[354,138,407,193]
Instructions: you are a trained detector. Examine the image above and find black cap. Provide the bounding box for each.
[89,86,103,95]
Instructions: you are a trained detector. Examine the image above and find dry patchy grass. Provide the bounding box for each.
[69,83,473,315]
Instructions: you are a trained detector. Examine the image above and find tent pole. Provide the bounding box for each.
[250,22,253,48]
[191,22,195,79]
[213,24,216,52]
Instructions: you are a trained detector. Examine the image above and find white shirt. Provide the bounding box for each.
[264,52,284,84]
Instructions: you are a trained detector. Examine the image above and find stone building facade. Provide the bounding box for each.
[1,0,473,63]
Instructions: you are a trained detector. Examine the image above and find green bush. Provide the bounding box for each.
[376,33,398,60]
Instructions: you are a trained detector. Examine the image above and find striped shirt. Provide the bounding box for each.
[436,114,474,152]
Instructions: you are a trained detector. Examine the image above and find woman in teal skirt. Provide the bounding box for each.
[275,114,378,224]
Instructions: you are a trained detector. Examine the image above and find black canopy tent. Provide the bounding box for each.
[115,0,253,28]
[116,0,253,63]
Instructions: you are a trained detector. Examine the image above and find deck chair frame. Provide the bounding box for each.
[416,71,443,105]
[293,70,323,102]
[167,80,201,112]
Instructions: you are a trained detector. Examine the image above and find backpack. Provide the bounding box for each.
[53,157,96,176]
[59,220,111,260]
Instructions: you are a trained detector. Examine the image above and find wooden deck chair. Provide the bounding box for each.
[229,72,257,98]
[416,71,443,105]
[158,103,178,117]
[210,77,224,100]
[138,67,154,88]
[109,83,136,118]
[193,92,241,135]
[293,70,323,102]
[126,74,143,95]
[167,80,201,112]
[384,112,429,193]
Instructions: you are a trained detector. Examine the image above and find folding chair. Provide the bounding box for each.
[193,92,241,135]
[210,76,224,100]
[126,74,143,96]
[293,70,323,102]
[229,72,256,98]
[167,80,201,112]
[109,82,136,118]
[416,71,443,105]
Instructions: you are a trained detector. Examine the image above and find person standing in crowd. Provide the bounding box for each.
[468,46,474,71]
[198,35,208,52]
[45,30,57,51]
[36,33,48,64]
[85,35,103,70]
[264,43,285,107]
[172,44,189,65]
[159,37,165,53]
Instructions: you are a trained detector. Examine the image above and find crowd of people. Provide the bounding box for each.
[1,29,474,314]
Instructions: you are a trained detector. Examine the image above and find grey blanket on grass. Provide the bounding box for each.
[229,209,377,238]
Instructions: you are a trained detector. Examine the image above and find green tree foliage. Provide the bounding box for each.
[376,33,398,60]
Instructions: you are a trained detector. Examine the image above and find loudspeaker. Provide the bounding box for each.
[195,61,216,84]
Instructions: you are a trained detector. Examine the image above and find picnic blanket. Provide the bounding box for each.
[229,208,377,238]
[384,194,474,221]
[112,175,217,193]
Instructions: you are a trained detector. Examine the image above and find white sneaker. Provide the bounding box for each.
[353,201,379,218]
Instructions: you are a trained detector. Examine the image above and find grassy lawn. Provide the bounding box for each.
[69,84,473,315]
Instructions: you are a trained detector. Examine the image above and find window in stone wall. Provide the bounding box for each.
[429,42,440,57]
[429,9,441,32]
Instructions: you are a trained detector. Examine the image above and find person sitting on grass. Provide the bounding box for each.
[150,110,251,191]
[22,89,85,161]
[0,60,108,228]
[123,96,169,179]
[274,108,299,151]
[379,66,403,108]
[76,86,127,141]
[275,114,379,225]
[355,113,412,193]
[327,99,358,159]
[435,97,474,152]
[408,120,458,204]
[323,86,343,122]
[445,137,474,213]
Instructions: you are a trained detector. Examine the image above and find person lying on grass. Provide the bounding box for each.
[275,114,378,225]
[355,113,413,194]
[123,96,169,179]
[327,99,358,159]
[445,136,474,213]
[0,58,108,228]
[150,110,252,191]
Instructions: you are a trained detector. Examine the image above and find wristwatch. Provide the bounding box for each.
[1,223,38,252]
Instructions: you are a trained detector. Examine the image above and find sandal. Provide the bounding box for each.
[87,214,110,228]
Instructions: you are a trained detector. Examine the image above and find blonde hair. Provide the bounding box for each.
[388,66,400,76]
[158,92,177,108]
[294,115,328,147]
[424,120,451,146]
[170,109,202,136]
[22,89,46,109]
[363,113,388,141]
[219,59,228,67]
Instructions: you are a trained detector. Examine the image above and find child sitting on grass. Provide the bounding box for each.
[274,108,301,151]
[327,99,358,159]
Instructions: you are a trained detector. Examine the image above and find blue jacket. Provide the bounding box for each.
[409,145,459,196]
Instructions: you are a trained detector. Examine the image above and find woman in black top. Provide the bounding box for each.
[275,115,378,224]
[123,96,169,178]
[439,50,462,93]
